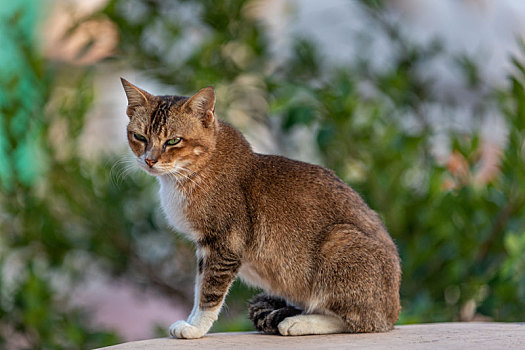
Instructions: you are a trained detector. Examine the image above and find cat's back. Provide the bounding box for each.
[248,154,383,236]
[252,153,400,251]
[251,154,349,198]
[251,153,361,203]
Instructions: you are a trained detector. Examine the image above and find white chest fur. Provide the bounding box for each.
[158,176,196,240]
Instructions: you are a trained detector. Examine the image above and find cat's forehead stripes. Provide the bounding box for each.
[148,96,188,136]
[148,97,173,135]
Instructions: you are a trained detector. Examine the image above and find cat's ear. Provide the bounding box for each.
[184,86,216,128]
[120,78,154,118]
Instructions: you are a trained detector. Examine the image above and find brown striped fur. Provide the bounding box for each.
[121,79,401,337]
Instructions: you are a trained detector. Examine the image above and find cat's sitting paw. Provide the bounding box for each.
[278,314,346,336]
[169,320,206,339]
[278,315,309,336]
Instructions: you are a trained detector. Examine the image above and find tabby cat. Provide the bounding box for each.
[121,78,401,338]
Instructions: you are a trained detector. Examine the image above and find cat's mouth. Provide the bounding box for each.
[136,160,170,176]
[142,166,166,176]
[137,159,191,179]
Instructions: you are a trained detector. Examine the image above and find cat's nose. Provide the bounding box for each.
[145,158,158,168]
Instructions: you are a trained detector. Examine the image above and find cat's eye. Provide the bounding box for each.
[165,137,182,146]
[134,133,147,143]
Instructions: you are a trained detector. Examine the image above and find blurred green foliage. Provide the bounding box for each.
[1,0,524,348]
[0,2,118,348]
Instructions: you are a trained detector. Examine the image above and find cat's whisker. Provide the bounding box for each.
[109,156,140,186]
[175,167,211,194]
[121,163,138,178]
[177,168,204,190]
[165,171,186,195]
[110,158,128,186]
[169,168,210,196]
[176,167,209,185]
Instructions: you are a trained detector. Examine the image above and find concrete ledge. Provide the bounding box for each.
[97,322,524,350]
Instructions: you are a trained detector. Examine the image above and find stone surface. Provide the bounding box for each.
[97,322,525,350]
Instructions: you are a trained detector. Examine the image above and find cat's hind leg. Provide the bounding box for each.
[313,224,401,333]
[277,314,346,336]
[248,293,302,334]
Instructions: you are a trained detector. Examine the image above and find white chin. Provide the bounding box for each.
[141,166,165,176]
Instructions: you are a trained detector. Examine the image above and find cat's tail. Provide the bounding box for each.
[248,293,302,334]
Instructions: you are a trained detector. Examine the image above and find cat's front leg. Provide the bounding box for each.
[169,249,241,339]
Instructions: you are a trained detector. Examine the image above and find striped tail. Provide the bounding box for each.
[248,293,303,334]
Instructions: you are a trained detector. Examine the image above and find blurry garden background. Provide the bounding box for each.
[1,0,525,348]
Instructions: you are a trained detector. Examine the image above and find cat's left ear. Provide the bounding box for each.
[120,78,154,118]
[184,86,216,128]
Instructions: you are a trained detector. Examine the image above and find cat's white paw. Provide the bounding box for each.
[169,320,206,339]
[278,316,312,336]
[278,314,346,336]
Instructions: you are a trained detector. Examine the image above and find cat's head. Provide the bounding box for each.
[121,78,218,177]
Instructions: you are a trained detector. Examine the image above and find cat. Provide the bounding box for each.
[121,78,401,338]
